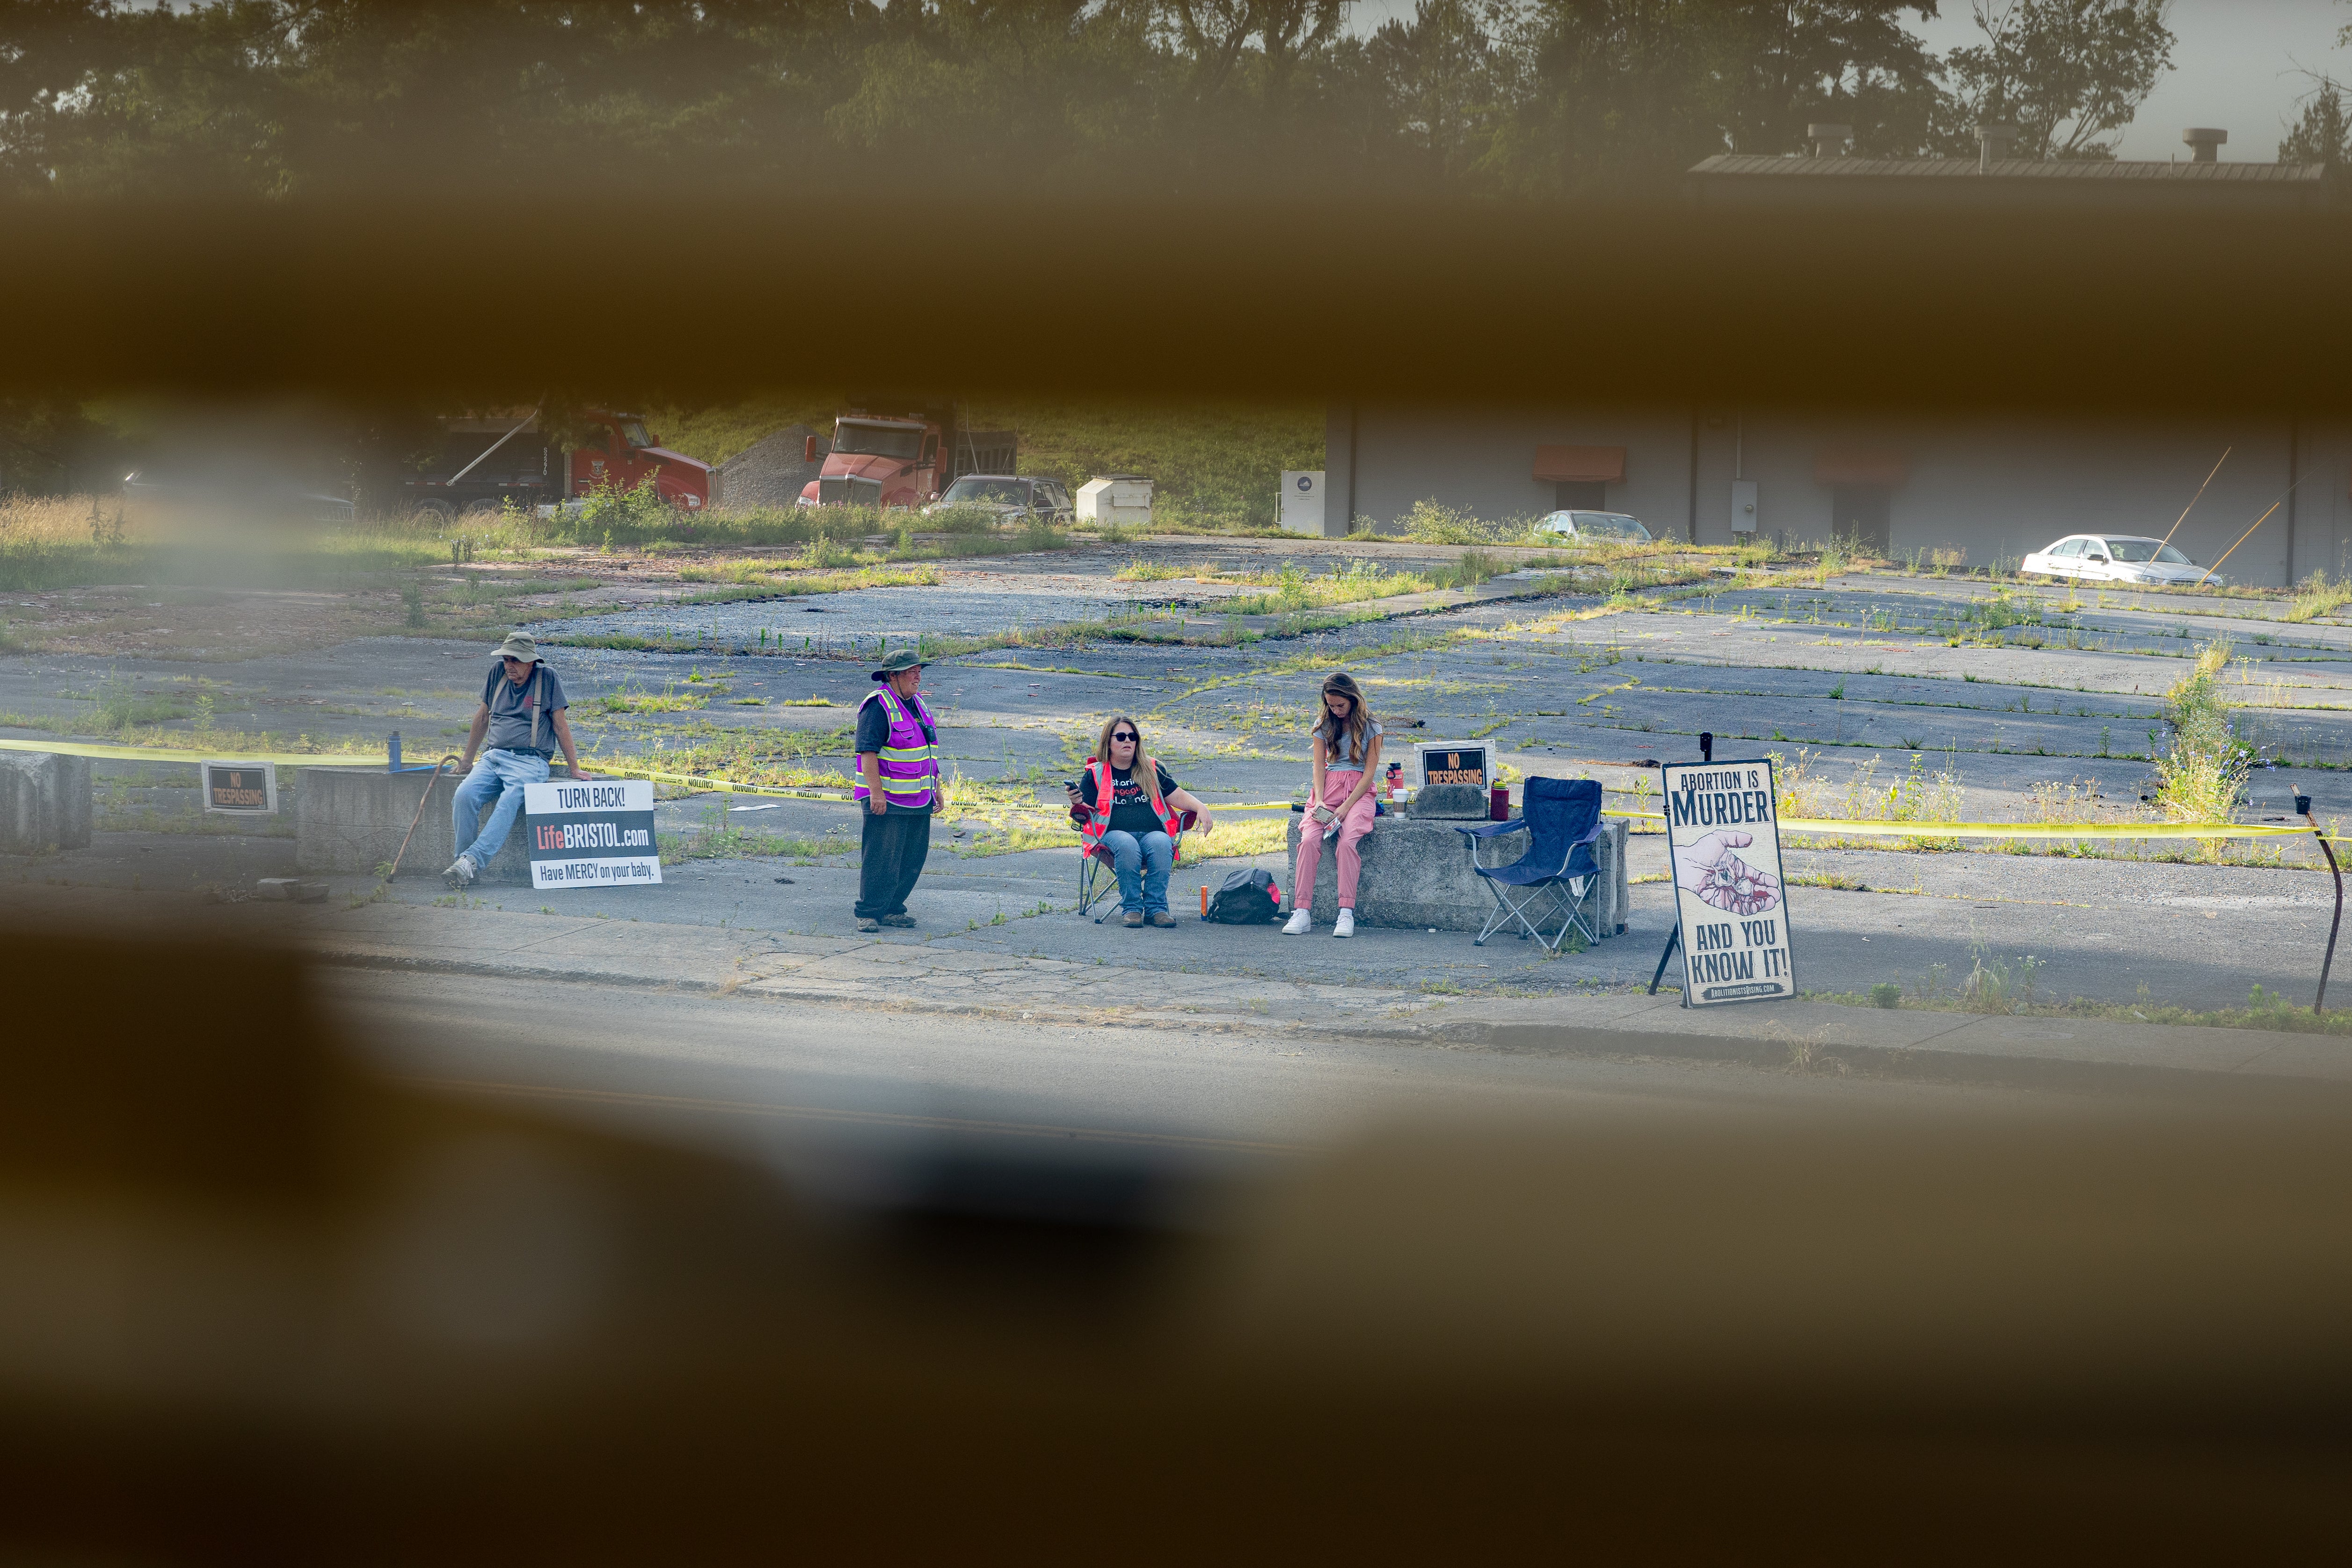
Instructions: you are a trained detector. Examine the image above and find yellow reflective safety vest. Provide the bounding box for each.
[854,686,941,810]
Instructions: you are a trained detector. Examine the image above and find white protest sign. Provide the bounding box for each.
[1661,758,1794,1006]
[522,778,661,890]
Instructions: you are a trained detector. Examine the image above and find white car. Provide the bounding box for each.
[1534,509,1653,544]
[2022,533,2223,588]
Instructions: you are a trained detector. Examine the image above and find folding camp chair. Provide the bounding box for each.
[1073,806,1196,922]
[1456,777,1605,952]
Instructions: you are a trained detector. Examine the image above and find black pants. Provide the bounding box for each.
[855,809,931,919]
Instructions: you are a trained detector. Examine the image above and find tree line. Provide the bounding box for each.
[0,1,2200,204]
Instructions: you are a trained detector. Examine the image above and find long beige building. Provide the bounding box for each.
[1327,128,2344,585]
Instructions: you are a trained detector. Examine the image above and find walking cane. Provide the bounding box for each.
[387,756,462,881]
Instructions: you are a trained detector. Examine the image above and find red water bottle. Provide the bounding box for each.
[1490,784,1510,821]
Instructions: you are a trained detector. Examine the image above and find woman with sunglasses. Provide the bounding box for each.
[1285,671,1382,938]
[1066,715,1216,927]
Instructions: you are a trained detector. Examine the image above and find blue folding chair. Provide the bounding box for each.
[1456,777,1605,952]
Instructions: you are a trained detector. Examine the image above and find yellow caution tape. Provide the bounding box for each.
[586,761,849,801]
[2,736,2327,843]
[1782,817,2313,840]
[1602,806,2315,840]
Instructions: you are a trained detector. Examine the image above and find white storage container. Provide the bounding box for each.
[1077,475,1153,526]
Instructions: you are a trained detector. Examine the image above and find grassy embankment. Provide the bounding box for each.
[0,492,441,597]
[648,397,1323,533]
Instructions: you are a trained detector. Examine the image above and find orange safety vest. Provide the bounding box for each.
[1077,756,1183,867]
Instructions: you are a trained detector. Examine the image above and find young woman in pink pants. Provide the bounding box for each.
[1285,671,1384,938]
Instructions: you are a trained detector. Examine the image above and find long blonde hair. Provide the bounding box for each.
[1094,714,1148,768]
[1090,714,1165,805]
[1313,672,1374,764]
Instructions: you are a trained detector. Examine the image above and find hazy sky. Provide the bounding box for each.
[1348,0,2352,161]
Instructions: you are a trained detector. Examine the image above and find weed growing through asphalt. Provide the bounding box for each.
[1961,944,2047,1011]
[86,671,192,729]
[2151,641,2253,854]
[2282,572,2352,624]
[654,797,856,864]
[1773,748,1965,848]
[585,681,712,715]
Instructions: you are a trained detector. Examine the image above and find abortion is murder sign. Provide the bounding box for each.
[1661,758,1794,1006]
[522,778,661,890]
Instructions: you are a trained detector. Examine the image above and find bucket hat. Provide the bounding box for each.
[871,648,926,680]
[493,631,541,664]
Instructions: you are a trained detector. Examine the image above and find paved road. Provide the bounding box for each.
[330,969,2062,1222]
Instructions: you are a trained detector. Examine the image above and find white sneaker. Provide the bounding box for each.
[1333,909,1355,938]
[1282,909,1313,935]
[442,854,476,890]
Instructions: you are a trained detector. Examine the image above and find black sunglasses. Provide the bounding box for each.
[1111,730,1137,742]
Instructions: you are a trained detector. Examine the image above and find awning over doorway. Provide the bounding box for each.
[1533,445,1626,483]
[1814,446,1909,486]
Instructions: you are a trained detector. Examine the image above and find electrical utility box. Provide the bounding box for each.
[1280,470,1326,535]
[1730,480,1759,538]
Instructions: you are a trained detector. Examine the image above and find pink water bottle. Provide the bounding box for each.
[1490,785,1510,821]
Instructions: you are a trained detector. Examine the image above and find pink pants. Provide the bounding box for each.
[1293,773,1376,911]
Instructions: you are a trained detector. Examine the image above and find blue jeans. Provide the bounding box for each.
[1100,829,1172,914]
[453,748,549,868]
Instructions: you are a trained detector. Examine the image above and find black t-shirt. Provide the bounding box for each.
[854,689,938,815]
[1080,762,1180,837]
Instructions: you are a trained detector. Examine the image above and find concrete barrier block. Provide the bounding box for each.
[1615,819,1631,928]
[0,751,92,853]
[296,766,534,884]
[1406,784,1488,819]
[1587,819,1622,934]
[1283,813,1626,938]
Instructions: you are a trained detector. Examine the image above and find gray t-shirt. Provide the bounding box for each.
[481,661,567,756]
[1315,718,1384,772]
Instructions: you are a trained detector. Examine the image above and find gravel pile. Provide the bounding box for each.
[714,424,829,509]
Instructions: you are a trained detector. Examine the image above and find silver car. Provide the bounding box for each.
[1533,509,1653,544]
[923,474,1073,523]
[2022,534,2223,588]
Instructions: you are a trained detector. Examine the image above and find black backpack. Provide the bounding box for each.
[1204,867,1283,925]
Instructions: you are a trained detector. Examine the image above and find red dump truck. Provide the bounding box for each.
[404,410,711,520]
[797,401,1015,510]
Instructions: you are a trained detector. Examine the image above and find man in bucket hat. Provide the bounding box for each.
[852,647,943,933]
[444,631,592,889]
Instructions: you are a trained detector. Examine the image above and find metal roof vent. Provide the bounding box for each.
[2184,127,2228,163]
[1976,122,2020,172]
